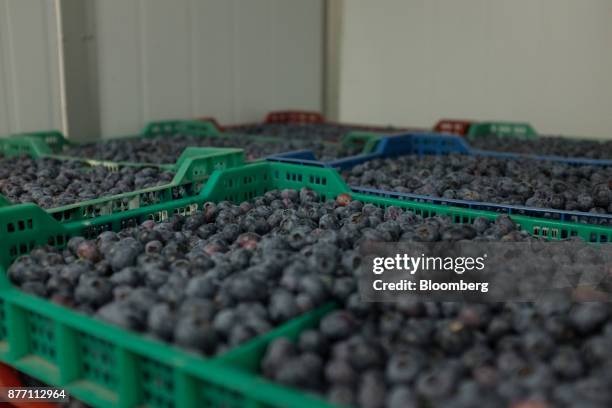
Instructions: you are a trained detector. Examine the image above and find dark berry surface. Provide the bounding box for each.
[343,154,612,214]
[471,136,612,159]
[263,299,612,408]
[7,186,612,407]
[231,123,400,143]
[61,131,360,163]
[0,155,174,208]
[8,189,526,358]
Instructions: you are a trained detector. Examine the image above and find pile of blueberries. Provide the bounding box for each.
[232,123,400,143]
[0,155,174,209]
[343,154,612,214]
[8,189,526,355]
[61,131,359,164]
[264,300,612,408]
[471,136,612,160]
[7,187,612,407]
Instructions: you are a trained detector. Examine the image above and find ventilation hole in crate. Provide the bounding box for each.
[27,311,56,362]
[7,223,14,233]
[590,233,597,243]
[139,358,175,408]
[80,334,117,388]
[201,385,244,408]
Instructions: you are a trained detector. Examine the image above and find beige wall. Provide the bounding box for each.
[95,0,324,137]
[338,0,612,139]
[0,0,62,136]
[0,0,324,139]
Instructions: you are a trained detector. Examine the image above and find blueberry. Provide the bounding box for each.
[173,315,217,354]
[96,300,145,330]
[142,265,169,289]
[326,385,355,406]
[274,357,312,388]
[236,232,261,250]
[414,223,440,242]
[109,267,140,286]
[569,303,609,334]
[298,329,328,354]
[144,240,163,254]
[298,274,330,304]
[21,281,48,297]
[212,309,237,337]
[8,258,48,284]
[125,287,159,314]
[320,311,356,341]
[325,358,357,385]
[386,350,425,384]
[436,320,472,354]
[387,386,418,408]
[185,275,217,299]
[358,370,386,408]
[269,290,300,323]
[147,303,175,340]
[461,344,494,369]
[108,238,142,272]
[521,329,555,359]
[416,365,458,401]
[66,236,86,255]
[496,351,528,376]
[178,298,216,322]
[582,335,612,366]
[228,324,255,347]
[227,275,267,302]
[74,275,112,307]
[551,346,585,379]
[262,338,296,376]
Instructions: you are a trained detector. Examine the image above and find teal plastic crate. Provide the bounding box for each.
[467,121,538,140]
[1,161,611,407]
[0,147,244,224]
[2,120,221,159]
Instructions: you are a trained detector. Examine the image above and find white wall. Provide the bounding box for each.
[0,0,62,136]
[0,0,324,139]
[338,0,612,139]
[95,0,324,137]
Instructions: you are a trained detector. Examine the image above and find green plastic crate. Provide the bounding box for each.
[0,147,244,224]
[0,195,11,208]
[467,121,538,140]
[1,161,612,407]
[2,119,379,167]
[1,120,221,160]
[340,131,384,154]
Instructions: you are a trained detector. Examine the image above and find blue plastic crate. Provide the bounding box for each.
[268,132,612,225]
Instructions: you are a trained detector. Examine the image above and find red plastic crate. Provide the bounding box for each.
[264,110,325,124]
[0,363,58,408]
[198,110,422,136]
[434,119,475,136]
